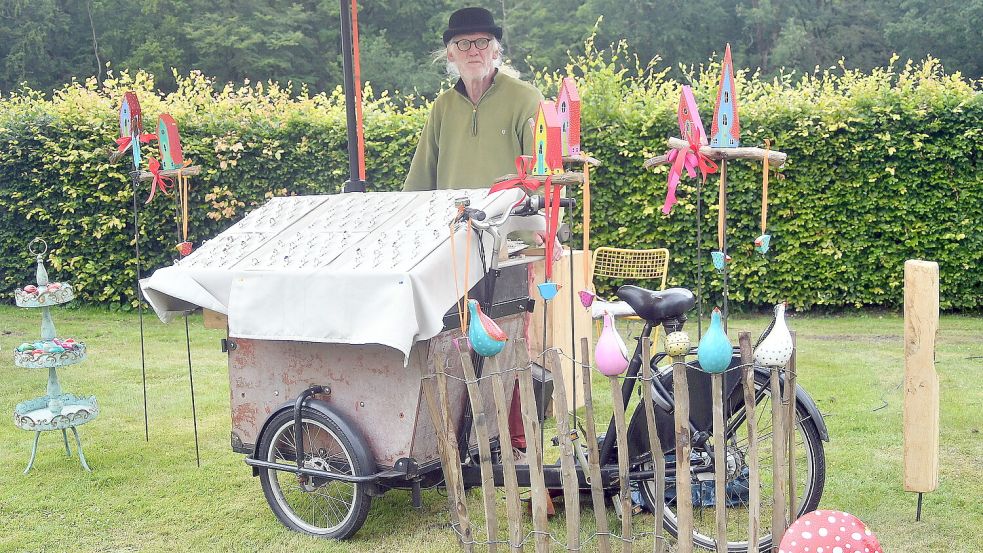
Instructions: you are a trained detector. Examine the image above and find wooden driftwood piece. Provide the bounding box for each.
[579,337,612,553]
[672,351,694,553]
[516,343,551,553]
[643,138,787,169]
[770,361,788,547]
[460,352,500,553]
[640,337,667,553]
[493,171,585,186]
[546,348,581,552]
[738,332,759,553]
[563,154,602,167]
[787,331,798,521]
[485,352,524,553]
[138,165,202,181]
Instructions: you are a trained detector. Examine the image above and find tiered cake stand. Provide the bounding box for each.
[12,238,98,473]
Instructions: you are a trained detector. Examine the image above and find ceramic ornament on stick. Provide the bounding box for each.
[154,114,197,256]
[754,302,793,368]
[710,43,741,148]
[533,100,563,176]
[662,86,717,215]
[678,85,708,146]
[779,510,883,553]
[595,312,629,376]
[467,299,507,357]
[116,92,145,168]
[755,139,772,254]
[696,308,732,374]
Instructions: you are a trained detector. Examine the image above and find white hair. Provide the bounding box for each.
[433,38,520,79]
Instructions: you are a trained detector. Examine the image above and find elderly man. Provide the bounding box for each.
[402,7,544,191]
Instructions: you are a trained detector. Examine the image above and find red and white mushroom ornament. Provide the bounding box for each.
[779,510,883,553]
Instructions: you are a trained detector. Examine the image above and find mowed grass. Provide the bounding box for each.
[0,305,980,552]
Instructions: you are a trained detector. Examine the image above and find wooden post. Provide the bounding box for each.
[546,348,582,552]
[712,371,727,553]
[579,337,611,553]
[486,353,524,553]
[460,352,500,553]
[903,261,940,499]
[516,342,551,553]
[786,332,798,521]
[666,331,693,553]
[640,337,667,553]
[770,363,787,549]
[739,332,760,553]
[610,374,632,553]
[436,352,475,552]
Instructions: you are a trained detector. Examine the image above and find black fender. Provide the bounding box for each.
[251,398,378,493]
[626,364,829,462]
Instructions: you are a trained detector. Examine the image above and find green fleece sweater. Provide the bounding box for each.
[403,72,544,191]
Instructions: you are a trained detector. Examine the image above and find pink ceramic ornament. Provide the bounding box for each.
[595,312,629,376]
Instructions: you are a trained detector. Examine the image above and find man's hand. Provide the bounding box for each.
[534,231,563,262]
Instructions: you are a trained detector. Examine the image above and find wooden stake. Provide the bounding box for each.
[419,350,462,538]
[672,352,694,553]
[460,352,500,553]
[787,332,798,522]
[610,375,632,553]
[579,337,611,553]
[903,260,940,496]
[739,332,759,553]
[770,363,787,548]
[545,348,581,552]
[516,343,551,553]
[435,352,475,551]
[712,372,727,553]
[486,352,524,553]
[640,337,667,553]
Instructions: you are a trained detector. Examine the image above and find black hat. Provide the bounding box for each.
[443,7,503,44]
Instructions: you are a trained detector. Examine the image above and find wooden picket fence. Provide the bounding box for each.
[421,331,799,553]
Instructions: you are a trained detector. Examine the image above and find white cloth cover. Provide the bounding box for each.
[141,188,527,360]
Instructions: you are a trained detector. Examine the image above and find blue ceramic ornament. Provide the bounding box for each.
[697,307,732,374]
[754,234,771,254]
[538,281,560,301]
[467,299,507,357]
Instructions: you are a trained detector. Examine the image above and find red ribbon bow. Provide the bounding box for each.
[661,128,719,214]
[488,156,545,195]
[145,158,173,204]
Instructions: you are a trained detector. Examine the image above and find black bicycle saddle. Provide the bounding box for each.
[615,286,695,322]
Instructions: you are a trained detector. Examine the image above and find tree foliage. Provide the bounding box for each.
[1,0,981,96]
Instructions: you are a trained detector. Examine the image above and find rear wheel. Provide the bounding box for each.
[257,407,372,539]
[638,370,826,551]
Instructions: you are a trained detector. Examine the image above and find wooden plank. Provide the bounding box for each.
[787,332,798,521]
[419,349,461,535]
[903,260,940,493]
[546,348,581,552]
[640,337,666,553]
[435,351,475,552]
[486,352,525,553]
[580,337,612,553]
[770,365,787,548]
[610,375,632,553]
[202,308,227,330]
[672,353,694,553]
[712,372,727,553]
[739,332,759,553]
[516,341,551,553]
[460,352,500,553]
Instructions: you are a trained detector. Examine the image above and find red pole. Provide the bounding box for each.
[351,0,366,182]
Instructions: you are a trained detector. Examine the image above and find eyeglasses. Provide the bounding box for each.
[453,38,491,52]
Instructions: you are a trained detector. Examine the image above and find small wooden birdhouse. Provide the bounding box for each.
[119,91,143,140]
[533,101,563,176]
[157,114,185,171]
[710,43,741,148]
[677,85,708,145]
[557,77,581,156]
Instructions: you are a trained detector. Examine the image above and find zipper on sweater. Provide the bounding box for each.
[471,107,477,136]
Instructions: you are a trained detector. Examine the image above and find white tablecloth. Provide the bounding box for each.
[141,188,528,359]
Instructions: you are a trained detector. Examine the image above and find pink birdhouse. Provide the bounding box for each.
[710,43,741,148]
[533,100,563,176]
[677,85,707,145]
[557,77,581,156]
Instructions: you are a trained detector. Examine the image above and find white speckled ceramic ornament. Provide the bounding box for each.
[753,302,793,367]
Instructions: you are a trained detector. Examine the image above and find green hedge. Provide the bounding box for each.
[1,48,980,311]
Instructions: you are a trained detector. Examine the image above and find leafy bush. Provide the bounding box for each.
[1,46,979,311]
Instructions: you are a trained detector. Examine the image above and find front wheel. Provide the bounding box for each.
[257,407,372,539]
[638,369,826,551]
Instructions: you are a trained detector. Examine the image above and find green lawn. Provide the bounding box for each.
[0,305,980,552]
